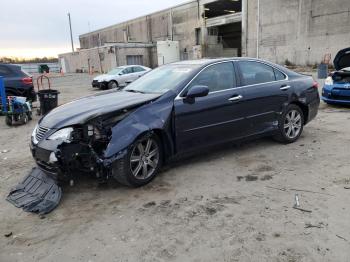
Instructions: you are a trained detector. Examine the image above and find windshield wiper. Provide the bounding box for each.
[125,89,146,94]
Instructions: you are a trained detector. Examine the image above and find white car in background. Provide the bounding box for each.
[92,65,151,89]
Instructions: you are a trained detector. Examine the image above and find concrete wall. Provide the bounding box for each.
[59,46,155,73]
[79,1,201,60]
[60,1,202,73]
[246,0,350,65]
[61,0,350,72]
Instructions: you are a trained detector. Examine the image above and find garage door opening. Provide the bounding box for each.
[218,22,242,57]
[126,55,143,65]
[206,21,242,57]
[204,0,242,19]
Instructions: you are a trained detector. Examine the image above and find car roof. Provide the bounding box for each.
[0,63,21,70]
[172,57,273,66]
[114,65,147,69]
[170,57,299,77]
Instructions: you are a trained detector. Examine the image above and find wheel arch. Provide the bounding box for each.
[128,128,174,163]
[289,101,309,124]
[109,80,119,87]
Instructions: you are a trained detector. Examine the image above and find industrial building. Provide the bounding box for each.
[59,0,350,73]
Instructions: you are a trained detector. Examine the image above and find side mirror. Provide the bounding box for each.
[186,85,209,99]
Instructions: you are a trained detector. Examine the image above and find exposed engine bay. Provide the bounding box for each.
[332,70,350,83]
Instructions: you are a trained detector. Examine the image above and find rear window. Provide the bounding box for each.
[0,65,13,77]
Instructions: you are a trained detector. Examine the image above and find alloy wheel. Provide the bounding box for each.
[130,137,159,180]
[109,81,118,89]
[284,110,302,139]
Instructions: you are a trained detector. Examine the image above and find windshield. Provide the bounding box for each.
[124,64,198,94]
[107,68,124,75]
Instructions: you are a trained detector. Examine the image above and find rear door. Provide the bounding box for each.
[119,67,133,85]
[236,61,291,135]
[132,66,147,79]
[174,61,248,152]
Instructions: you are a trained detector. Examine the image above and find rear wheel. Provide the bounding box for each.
[274,104,304,143]
[112,134,162,187]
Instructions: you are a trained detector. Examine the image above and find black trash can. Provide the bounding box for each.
[38,89,59,115]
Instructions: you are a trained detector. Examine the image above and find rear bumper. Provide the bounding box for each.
[306,97,320,123]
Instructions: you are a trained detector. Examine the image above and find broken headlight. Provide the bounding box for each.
[47,127,74,143]
[86,125,102,140]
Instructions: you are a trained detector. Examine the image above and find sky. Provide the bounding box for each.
[0,0,189,58]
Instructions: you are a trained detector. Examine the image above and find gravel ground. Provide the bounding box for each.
[0,73,349,262]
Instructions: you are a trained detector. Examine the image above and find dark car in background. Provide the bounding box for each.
[30,58,319,187]
[0,64,36,101]
[322,47,350,105]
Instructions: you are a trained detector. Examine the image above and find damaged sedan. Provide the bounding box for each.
[30,58,320,187]
[322,47,350,105]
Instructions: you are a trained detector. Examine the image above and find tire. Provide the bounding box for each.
[22,114,28,124]
[28,111,33,120]
[108,81,118,89]
[274,104,304,144]
[112,133,163,187]
[5,116,12,126]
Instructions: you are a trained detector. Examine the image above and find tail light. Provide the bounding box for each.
[22,77,33,85]
[312,80,319,89]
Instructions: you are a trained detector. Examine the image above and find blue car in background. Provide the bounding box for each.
[322,47,350,105]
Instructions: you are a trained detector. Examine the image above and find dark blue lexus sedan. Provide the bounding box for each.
[31,58,320,187]
[322,47,350,105]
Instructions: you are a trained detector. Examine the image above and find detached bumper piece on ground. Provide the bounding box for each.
[6,167,62,215]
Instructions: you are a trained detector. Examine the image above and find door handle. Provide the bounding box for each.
[228,95,243,102]
[280,85,291,91]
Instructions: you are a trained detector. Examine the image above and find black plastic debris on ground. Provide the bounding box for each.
[6,167,62,215]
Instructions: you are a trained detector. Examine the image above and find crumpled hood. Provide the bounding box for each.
[334,47,350,71]
[93,74,114,82]
[39,90,161,129]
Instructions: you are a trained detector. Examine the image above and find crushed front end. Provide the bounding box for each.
[30,114,126,183]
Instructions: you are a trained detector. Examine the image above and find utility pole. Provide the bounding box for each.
[67,13,74,52]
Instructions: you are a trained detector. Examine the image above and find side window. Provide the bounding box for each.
[238,61,276,85]
[0,66,12,77]
[188,62,236,93]
[274,68,286,81]
[122,67,133,75]
[133,66,145,73]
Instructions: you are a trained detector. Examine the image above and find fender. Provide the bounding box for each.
[103,91,177,163]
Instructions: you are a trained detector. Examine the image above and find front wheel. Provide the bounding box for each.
[5,116,12,126]
[108,81,118,89]
[112,134,162,187]
[274,104,304,143]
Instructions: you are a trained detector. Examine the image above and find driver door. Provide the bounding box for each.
[174,62,248,153]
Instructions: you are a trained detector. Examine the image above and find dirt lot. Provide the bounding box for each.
[0,73,349,262]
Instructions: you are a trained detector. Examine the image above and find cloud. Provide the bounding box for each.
[0,0,189,58]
